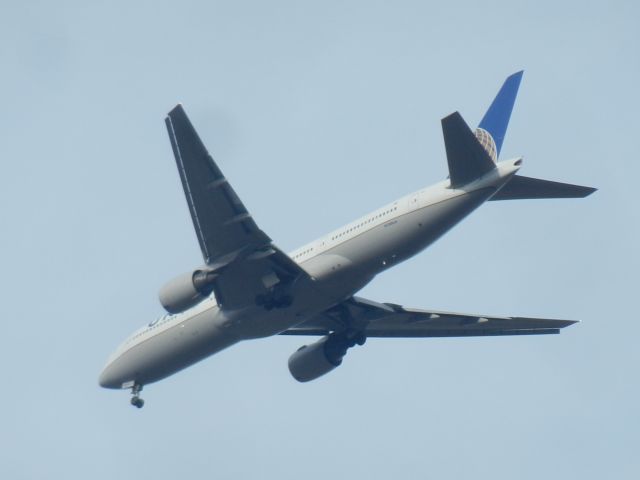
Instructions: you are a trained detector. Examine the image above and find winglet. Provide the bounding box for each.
[478,71,523,157]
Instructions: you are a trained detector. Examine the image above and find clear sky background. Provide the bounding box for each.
[1,1,638,478]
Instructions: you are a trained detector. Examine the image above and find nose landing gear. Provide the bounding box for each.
[129,383,144,409]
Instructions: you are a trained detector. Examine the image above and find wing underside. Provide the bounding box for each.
[165,105,271,263]
[280,296,577,338]
[165,105,310,308]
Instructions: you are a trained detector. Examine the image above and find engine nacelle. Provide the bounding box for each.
[158,269,218,313]
[288,335,351,382]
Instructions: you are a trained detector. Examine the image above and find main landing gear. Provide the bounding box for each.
[130,383,144,409]
[325,330,367,358]
[255,293,293,311]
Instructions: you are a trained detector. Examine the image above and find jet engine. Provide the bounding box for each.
[158,269,218,313]
[288,332,366,382]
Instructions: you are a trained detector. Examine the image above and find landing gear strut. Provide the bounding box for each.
[130,383,144,409]
[324,330,367,365]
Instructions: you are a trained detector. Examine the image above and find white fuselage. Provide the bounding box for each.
[99,159,522,389]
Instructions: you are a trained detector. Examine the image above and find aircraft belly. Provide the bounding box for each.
[381,187,495,266]
[223,275,345,339]
[302,253,374,304]
[107,308,238,386]
[294,190,493,306]
[328,188,495,277]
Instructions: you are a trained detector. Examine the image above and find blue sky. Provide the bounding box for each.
[1,1,638,478]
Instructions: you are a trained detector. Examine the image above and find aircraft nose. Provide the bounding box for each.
[98,363,121,389]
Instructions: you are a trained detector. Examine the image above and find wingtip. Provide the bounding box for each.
[167,103,185,117]
[441,111,463,123]
[561,319,580,328]
[573,185,598,198]
[504,70,524,88]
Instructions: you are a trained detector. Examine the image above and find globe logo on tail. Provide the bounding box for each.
[474,128,497,163]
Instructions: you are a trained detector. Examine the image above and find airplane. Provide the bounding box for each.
[99,71,596,408]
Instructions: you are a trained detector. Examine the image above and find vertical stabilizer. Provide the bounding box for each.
[478,71,523,157]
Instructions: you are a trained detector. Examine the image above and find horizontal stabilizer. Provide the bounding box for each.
[490,175,597,201]
[442,112,496,188]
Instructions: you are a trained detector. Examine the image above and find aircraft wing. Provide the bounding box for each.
[281,296,577,338]
[165,105,309,307]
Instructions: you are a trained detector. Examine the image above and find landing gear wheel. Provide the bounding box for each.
[129,383,144,409]
[278,295,293,308]
[258,293,293,310]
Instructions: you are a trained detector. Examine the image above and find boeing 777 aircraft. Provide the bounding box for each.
[99,72,595,408]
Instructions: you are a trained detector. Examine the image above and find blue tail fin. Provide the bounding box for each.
[478,71,523,157]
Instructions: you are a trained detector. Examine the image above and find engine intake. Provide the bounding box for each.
[158,269,218,313]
